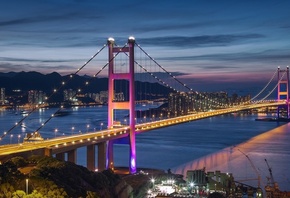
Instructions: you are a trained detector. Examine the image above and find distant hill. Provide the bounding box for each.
[0,71,172,100]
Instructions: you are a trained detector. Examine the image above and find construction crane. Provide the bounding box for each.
[237,149,261,188]
[265,159,275,186]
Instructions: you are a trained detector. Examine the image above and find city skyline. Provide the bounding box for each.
[1,0,290,90]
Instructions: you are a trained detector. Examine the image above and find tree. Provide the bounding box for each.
[86,191,100,198]
[32,180,68,198]
[12,190,26,198]
[208,192,225,198]
[10,157,27,167]
[0,183,15,198]
[25,190,45,198]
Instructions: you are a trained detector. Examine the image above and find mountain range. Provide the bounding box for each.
[0,71,172,100]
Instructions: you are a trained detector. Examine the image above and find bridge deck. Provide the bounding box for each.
[0,101,284,158]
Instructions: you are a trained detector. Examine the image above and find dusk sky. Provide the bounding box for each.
[1,0,290,91]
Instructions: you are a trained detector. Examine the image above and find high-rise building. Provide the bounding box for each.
[0,88,5,105]
[168,92,195,116]
[28,90,46,105]
[63,89,76,101]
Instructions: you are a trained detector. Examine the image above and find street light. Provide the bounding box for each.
[10,134,13,144]
[18,134,21,143]
[189,182,194,194]
[100,123,103,130]
[71,126,75,135]
[86,124,90,133]
[54,129,58,137]
[151,178,155,189]
[26,178,29,194]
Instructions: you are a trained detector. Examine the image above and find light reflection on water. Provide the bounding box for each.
[172,123,290,191]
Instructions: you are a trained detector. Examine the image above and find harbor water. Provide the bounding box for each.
[0,105,289,191]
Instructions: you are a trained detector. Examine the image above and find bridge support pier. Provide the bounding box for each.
[87,145,95,171]
[98,142,107,171]
[106,140,114,170]
[55,153,65,161]
[67,149,76,163]
[44,148,52,156]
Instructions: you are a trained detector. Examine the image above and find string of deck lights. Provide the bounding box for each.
[135,42,225,108]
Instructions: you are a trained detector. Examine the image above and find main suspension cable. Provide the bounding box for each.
[0,43,108,141]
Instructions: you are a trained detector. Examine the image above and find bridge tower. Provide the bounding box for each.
[107,37,136,174]
[277,66,289,119]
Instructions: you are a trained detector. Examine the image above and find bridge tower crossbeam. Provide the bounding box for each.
[106,37,136,174]
[277,66,289,119]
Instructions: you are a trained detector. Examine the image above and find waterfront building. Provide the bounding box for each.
[168,92,195,116]
[95,91,124,104]
[168,91,251,115]
[0,88,5,105]
[63,89,77,102]
[28,90,46,105]
[185,169,263,198]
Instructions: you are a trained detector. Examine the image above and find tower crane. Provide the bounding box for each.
[237,149,261,188]
[264,159,275,186]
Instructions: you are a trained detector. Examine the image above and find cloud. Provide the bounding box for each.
[133,21,216,33]
[196,65,238,70]
[0,11,87,27]
[157,49,290,64]
[0,57,80,63]
[137,34,265,47]
[0,62,78,74]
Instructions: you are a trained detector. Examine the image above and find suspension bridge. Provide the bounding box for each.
[0,37,289,174]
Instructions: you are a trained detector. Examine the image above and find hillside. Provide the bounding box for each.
[0,156,133,197]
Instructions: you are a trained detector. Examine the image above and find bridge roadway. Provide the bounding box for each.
[0,101,284,158]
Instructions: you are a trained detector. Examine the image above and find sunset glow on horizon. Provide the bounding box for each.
[1,0,290,91]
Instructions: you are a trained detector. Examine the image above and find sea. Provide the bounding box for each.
[0,104,289,191]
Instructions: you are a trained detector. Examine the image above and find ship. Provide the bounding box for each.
[23,131,44,142]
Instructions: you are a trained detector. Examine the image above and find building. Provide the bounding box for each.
[168,91,251,115]
[185,169,263,198]
[0,88,5,105]
[94,91,124,104]
[28,90,46,105]
[168,92,195,116]
[63,89,77,102]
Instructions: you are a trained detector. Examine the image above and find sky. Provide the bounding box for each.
[1,0,290,91]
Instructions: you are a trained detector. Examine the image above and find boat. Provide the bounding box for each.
[54,110,72,117]
[20,110,29,115]
[23,131,44,142]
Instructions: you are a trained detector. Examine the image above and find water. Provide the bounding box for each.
[1,106,289,191]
